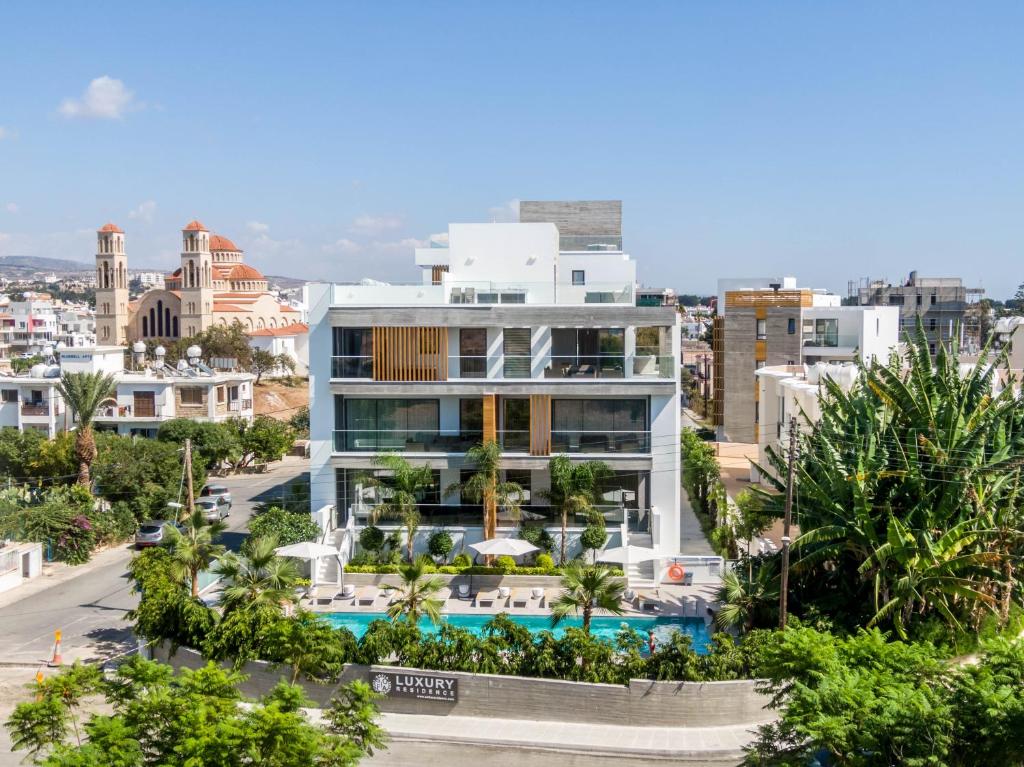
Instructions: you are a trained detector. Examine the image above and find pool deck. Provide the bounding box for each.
[302,582,721,628]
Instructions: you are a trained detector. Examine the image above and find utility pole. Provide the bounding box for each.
[183,438,195,521]
[779,415,797,630]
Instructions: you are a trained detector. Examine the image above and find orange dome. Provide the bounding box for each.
[183,220,208,232]
[98,222,123,233]
[209,234,241,252]
[227,263,265,280]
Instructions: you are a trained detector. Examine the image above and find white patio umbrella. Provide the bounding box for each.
[596,545,665,564]
[468,537,539,558]
[274,541,342,587]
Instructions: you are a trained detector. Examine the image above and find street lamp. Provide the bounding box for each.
[186,345,202,367]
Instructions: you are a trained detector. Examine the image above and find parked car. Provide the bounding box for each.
[200,484,232,509]
[196,497,230,522]
[135,520,185,548]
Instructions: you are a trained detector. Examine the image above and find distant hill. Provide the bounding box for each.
[0,256,307,290]
[0,255,92,275]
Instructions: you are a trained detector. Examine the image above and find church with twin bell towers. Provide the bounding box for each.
[94,219,304,346]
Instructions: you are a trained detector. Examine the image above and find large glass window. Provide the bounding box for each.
[459,328,487,378]
[332,328,373,378]
[502,398,530,452]
[551,398,648,453]
[802,318,839,347]
[548,328,625,378]
[503,328,531,378]
[459,398,483,442]
[336,397,439,451]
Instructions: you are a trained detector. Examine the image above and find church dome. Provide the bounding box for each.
[210,235,242,252]
[227,263,265,280]
[183,220,208,232]
[98,222,123,233]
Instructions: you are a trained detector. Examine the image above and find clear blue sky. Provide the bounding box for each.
[1,2,1021,297]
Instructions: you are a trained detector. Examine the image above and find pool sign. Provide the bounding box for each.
[369,670,458,703]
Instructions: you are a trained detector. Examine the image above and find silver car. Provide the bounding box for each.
[200,484,232,508]
[197,497,230,522]
[135,520,184,548]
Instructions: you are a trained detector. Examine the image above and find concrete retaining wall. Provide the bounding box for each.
[152,644,772,728]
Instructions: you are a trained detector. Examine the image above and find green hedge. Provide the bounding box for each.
[344,563,624,576]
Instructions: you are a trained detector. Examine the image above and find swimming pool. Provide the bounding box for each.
[321,612,711,651]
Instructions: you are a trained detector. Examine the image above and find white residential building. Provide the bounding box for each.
[8,296,58,357]
[308,218,682,579]
[0,345,255,439]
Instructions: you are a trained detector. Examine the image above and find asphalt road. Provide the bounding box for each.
[0,456,310,668]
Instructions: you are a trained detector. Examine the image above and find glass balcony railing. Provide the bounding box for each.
[544,355,626,379]
[802,334,860,349]
[330,353,676,381]
[333,430,482,453]
[551,430,651,454]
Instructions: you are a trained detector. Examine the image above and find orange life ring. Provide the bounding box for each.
[667,564,685,581]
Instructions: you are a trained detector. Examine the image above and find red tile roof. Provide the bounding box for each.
[209,234,241,252]
[213,302,250,312]
[248,322,309,337]
[183,220,208,232]
[98,222,123,233]
[227,263,265,280]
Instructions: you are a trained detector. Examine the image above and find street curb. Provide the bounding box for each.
[0,545,133,610]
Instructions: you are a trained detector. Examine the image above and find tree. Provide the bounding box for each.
[363,453,436,561]
[248,506,321,546]
[213,535,299,615]
[263,609,353,683]
[164,320,254,368]
[756,323,1022,637]
[57,371,116,487]
[714,562,779,633]
[445,440,523,540]
[229,416,294,469]
[5,658,384,766]
[427,529,454,563]
[681,428,720,521]
[93,433,206,521]
[157,420,241,471]
[164,508,226,598]
[550,562,626,634]
[383,556,445,626]
[250,348,294,385]
[542,455,611,564]
[289,405,310,438]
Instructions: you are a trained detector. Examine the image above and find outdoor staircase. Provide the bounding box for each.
[625,533,657,587]
[315,528,348,584]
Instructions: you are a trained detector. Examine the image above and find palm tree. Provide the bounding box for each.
[541,455,611,564]
[550,561,626,634]
[714,565,778,632]
[446,440,523,540]
[362,453,436,562]
[164,509,226,598]
[383,556,445,626]
[57,371,116,487]
[213,535,299,614]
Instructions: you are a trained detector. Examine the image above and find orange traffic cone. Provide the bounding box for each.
[47,630,62,667]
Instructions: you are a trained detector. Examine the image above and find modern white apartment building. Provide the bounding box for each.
[308,219,682,566]
[0,345,255,439]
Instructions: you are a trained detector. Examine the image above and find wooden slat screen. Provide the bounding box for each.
[371,327,448,381]
[431,265,448,285]
[529,394,551,456]
[482,394,497,443]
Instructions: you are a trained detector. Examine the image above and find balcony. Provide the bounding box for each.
[544,355,626,379]
[551,430,651,454]
[333,430,482,453]
[802,334,860,349]
[350,502,651,530]
[332,356,373,379]
[21,403,49,417]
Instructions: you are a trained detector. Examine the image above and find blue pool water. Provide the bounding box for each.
[321,612,711,652]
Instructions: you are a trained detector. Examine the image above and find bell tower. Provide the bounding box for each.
[95,223,128,345]
[179,220,214,337]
